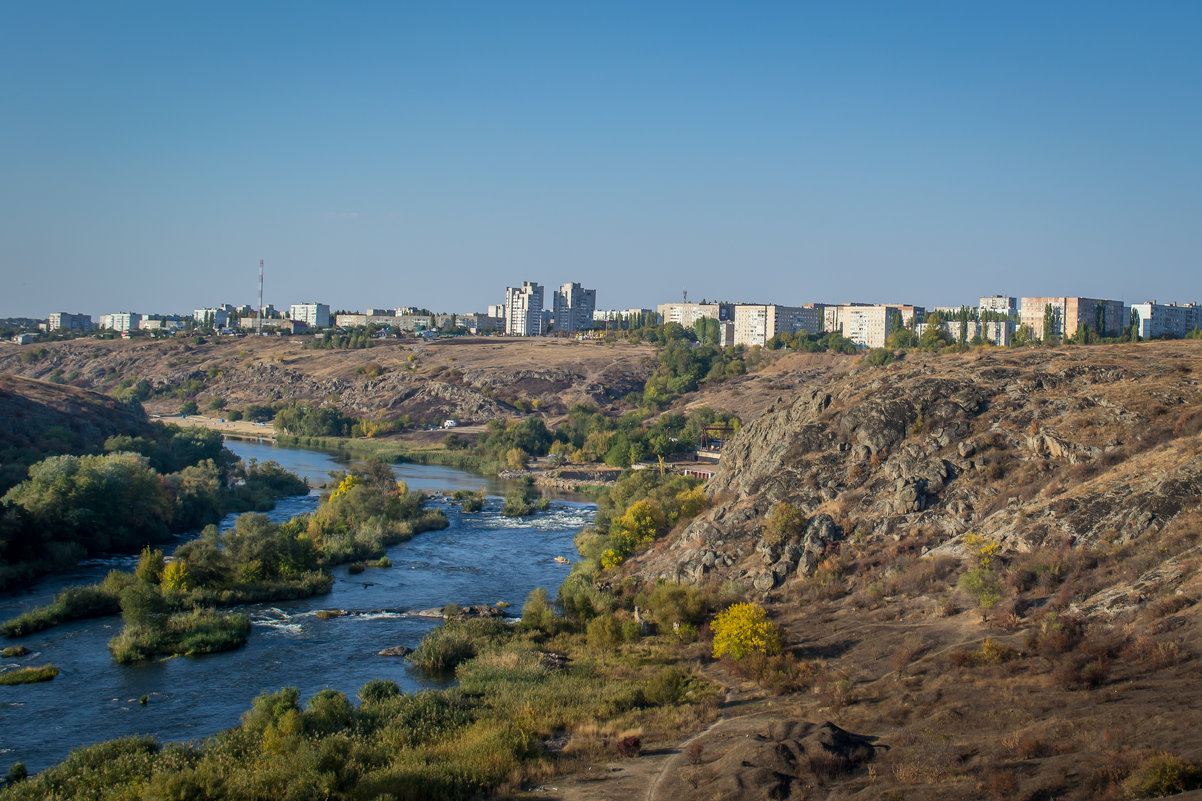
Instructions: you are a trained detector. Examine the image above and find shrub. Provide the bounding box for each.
[764,502,804,546]
[358,679,401,705]
[1121,753,1202,798]
[711,603,782,661]
[586,615,622,652]
[520,587,555,634]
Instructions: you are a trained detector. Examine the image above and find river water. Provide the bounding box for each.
[0,441,594,774]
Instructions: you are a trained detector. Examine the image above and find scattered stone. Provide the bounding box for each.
[378,646,413,657]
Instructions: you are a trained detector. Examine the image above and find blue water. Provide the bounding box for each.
[0,444,593,774]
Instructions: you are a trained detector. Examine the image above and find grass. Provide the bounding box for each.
[276,435,491,473]
[0,664,59,685]
[108,610,251,664]
[1,580,126,638]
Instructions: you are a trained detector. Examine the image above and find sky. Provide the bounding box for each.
[2,1,1200,318]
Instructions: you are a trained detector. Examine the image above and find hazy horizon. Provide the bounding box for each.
[3,2,1200,318]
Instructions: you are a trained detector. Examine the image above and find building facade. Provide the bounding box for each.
[505,282,544,336]
[100,312,142,332]
[289,303,331,328]
[47,312,93,331]
[828,304,925,348]
[1129,302,1200,339]
[979,295,1018,318]
[1019,297,1124,340]
[194,307,231,328]
[732,304,818,347]
[656,302,733,329]
[552,282,597,333]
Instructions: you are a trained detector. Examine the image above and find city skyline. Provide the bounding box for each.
[2,2,1200,317]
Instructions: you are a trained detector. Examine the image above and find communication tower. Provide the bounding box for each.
[257,259,264,335]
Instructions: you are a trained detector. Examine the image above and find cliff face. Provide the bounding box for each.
[629,342,1202,593]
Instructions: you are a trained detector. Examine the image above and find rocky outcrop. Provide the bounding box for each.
[629,343,1202,589]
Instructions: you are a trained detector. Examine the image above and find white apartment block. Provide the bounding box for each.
[194,307,231,328]
[917,320,1015,346]
[552,282,597,333]
[100,312,142,332]
[828,304,925,348]
[505,282,544,336]
[979,295,1018,317]
[48,312,93,331]
[289,303,331,328]
[732,304,819,347]
[1129,301,1200,339]
[656,302,732,329]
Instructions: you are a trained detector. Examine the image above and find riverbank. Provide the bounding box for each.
[151,414,276,442]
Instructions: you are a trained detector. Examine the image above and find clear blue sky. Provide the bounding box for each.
[2,1,1199,318]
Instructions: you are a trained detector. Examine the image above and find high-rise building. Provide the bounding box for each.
[732,304,820,347]
[1129,301,1200,339]
[829,304,925,348]
[979,295,1018,318]
[1019,297,1124,340]
[289,303,331,328]
[552,282,597,333]
[99,312,142,332]
[504,282,544,336]
[656,302,733,329]
[48,312,93,331]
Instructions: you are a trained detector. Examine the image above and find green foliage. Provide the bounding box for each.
[764,502,804,546]
[0,664,59,685]
[1,573,131,637]
[179,399,199,415]
[109,607,250,663]
[585,614,622,652]
[958,567,1002,616]
[502,478,545,516]
[409,618,511,674]
[635,582,712,629]
[273,403,357,437]
[865,347,896,365]
[520,587,556,634]
[358,679,401,706]
[711,602,783,662]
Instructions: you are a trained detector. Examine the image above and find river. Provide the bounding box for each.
[0,441,594,774]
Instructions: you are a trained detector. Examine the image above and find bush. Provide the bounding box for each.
[711,603,782,661]
[586,615,622,652]
[1122,753,1202,798]
[764,502,804,546]
[358,679,401,705]
[520,587,555,634]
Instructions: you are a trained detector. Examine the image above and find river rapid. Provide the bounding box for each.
[0,441,594,774]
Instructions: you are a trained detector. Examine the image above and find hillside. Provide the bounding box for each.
[0,374,157,492]
[0,337,853,427]
[608,340,1202,801]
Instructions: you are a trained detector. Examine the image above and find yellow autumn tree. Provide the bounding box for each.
[711,602,783,661]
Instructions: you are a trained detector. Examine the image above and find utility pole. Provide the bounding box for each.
[257,259,264,335]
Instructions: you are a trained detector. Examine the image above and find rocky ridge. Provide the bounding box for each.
[628,342,1202,599]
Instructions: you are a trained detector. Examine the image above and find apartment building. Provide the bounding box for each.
[194,307,232,328]
[827,304,925,348]
[656,302,733,329]
[505,282,544,336]
[1129,301,1200,339]
[916,320,1015,346]
[47,312,94,331]
[732,304,821,347]
[552,282,597,333]
[979,295,1018,318]
[1019,297,1124,340]
[289,303,331,328]
[99,312,142,332]
[334,314,401,328]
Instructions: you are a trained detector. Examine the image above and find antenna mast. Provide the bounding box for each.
[257,259,264,335]
[683,288,687,303]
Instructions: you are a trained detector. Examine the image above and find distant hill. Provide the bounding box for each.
[0,374,155,492]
